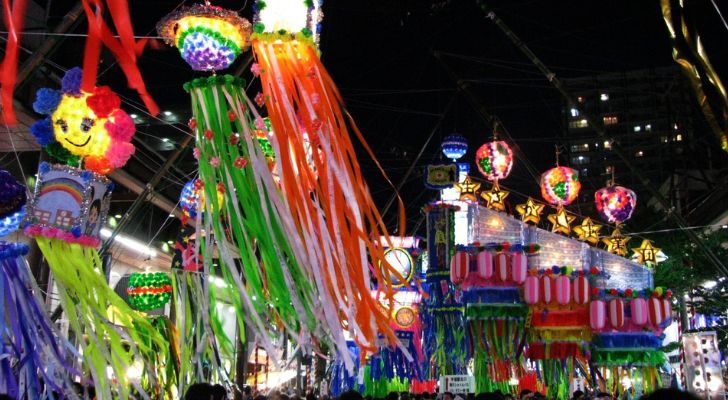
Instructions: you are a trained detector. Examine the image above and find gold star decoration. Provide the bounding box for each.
[515,198,544,225]
[547,207,576,235]
[454,175,481,202]
[602,228,631,257]
[632,239,661,266]
[573,217,603,245]
[481,182,509,211]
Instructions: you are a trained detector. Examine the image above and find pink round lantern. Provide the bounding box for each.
[540,166,582,206]
[573,275,590,305]
[511,253,527,284]
[590,300,606,330]
[450,251,470,285]
[475,141,513,181]
[594,186,637,224]
[524,275,540,305]
[540,275,555,304]
[647,297,664,326]
[475,250,493,280]
[556,275,572,305]
[608,298,625,329]
[630,298,648,326]
[495,253,510,282]
[661,298,672,323]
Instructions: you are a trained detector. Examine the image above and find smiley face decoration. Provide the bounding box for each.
[30,68,135,175]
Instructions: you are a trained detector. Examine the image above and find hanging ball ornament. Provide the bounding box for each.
[127,272,173,311]
[157,4,252,72]
[441,134,468,161]
[540,166,581,206]
[595,185,637,224]
[475,141,513,181]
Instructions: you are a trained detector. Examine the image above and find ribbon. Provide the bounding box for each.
[0,0,27,124]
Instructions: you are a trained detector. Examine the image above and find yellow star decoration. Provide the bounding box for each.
[455,175,480,202]
[572,217,603,245]
[481,182,509,211]
[632,239,661,266]
[515,198,544,225]
[602,228,631,257]
[547,207,576,235]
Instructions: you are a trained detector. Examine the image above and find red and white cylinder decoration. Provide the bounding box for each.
[661,298,672,323]
[511,252,528,284]
[524,275,539,305]
[647,297,665,326]
[555,275,572,305]
[590,300,606,330]
[573,275,590,305]
[630,298,648,326]
[495,253,509,282]
[475,250,493,279]
[540,274,555,304]
[608,298,625,329]
[450,251,470,285]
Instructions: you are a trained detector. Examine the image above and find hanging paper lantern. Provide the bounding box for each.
[573,275,590,305]
[631,297,648,326]
[475,250,493,280]
[647,297,665,326]
[540,274,555,304]
[157,4,252,72]
[661,298,672,323]
[540,166,581,206]
[511,252,527,284]
[179,178,225,219]
[30,68,135,174]
[595,185,637,224]
[555,275,571,305]
[450,251,470,285]
[475,141,513,181]
[441,134,468,161]
[494,252,509,282]
[524,275,539,305]
[608,298,625,329]
[590,299,606,330]
[127,272,173,311]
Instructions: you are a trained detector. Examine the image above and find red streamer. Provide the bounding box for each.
[0,0,28,124]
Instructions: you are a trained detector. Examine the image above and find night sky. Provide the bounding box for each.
[31,0,728,241]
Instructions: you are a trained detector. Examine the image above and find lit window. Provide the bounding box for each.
[578,119,588,128]
[600,93,609,101]
[577,96,585,103]
[636,150,644,157]
[603,116,618,125]
[633,125,641,132]
[572,155,590,165]
[604,141,612,149]
[645,124,652,131]
[661,136,669,144]
[673,123,679,130]
[581,168,589,176]
[675,134,683,141]
[570,143,589,152]
[570,108,580,117]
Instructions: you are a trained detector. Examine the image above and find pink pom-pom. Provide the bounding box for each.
[105,141,135,168]
[106,110,135,142]
[41,226,56,238]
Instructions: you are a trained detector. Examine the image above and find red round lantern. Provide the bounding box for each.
[540,166,581,206]
[595,185,637,224]
[450,251,470,285]
[475,141,513,181]
[647,297,664,326]
[573,275,590,305]
[608,298,625,329]
[495,252,510,282]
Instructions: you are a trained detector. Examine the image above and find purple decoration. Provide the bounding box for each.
[61,67,83,95]
[594,186,637,224]
[181,32,237,71]
[0,170,25,219]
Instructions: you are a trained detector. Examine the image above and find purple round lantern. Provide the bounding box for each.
[594,186,637,224]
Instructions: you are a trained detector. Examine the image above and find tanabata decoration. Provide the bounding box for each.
[442,134,468,162]
[547,207,576,235]
[0,0,27,124]
[540,166,581,207]
[475,141,513,182]
[481,183,509,212]
[425,164,458,189]
[30,67,135,174]
[602,228,631,257]
[515,198,544,225]
[632,239,661,267]
[594,186,637,225]
[455,175,481,202]
[127,272,173,311]
[572,217,603,246]
[0,170,26,237]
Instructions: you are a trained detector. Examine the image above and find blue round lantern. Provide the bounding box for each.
[179,179,202,218]
[441,134,468,161]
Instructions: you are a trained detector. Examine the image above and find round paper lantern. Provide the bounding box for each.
[590,300,606,330]
[540,274,555,304]
[511,253,527,284]
[157,4,252,72]
[573,275,590,305]
[661,298,672,323]
[127,272,173,311]
[441,134,468,161]
[594,186,637,224]
[450,251,470,285]
[555,275,572,305]
[608,298,625,329]
[494,252,510,282]
[475,250,493,279]
[475,141,513,181]
[647,297,665,326]
[630,298,647,326]
[540,166,581,206]
[180,179,203,217]
[524,276,540,305]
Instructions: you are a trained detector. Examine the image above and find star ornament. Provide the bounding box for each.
[602,228,631,257]
[547,207,575,235]
[481,182,509,211]
[516,198,544,225]
[455,175,481,202]
[632,239,661,266]
[573,217,603,245]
